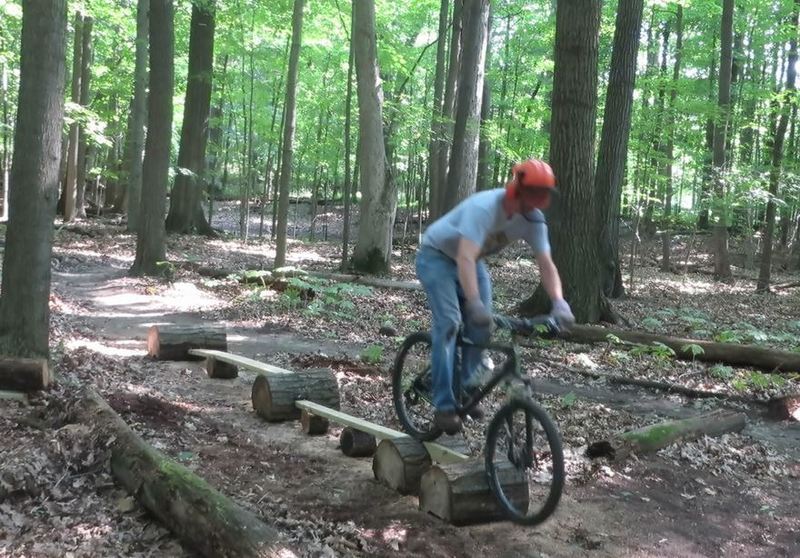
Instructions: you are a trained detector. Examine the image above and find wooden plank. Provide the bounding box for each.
[188,349,294,375]
[295,400,469,465]
[0,390,29,405]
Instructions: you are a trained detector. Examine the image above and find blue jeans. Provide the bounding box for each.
[416,246,492,411]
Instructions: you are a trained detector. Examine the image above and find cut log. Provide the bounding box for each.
[563,324,800,373]
[767,394,800,421]
[372,437,431,495]
[586,409,747,461]
[419,460,528,525]
[307,271,422,292]
[0,390,29,405]
[251,369,339,422]
[147,325,227,361]
[300,409,329,435]
[0,357,51,392]
[204,356,238,379]
[77,387,295,557]
[340,427,377,457]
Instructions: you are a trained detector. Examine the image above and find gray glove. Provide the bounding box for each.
[464,298,492,329]
[551,299,575,330]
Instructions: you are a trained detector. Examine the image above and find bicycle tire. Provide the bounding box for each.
[485,397,564,525]
[391,331,442,441]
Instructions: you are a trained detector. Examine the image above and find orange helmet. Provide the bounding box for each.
[505,159,556,208]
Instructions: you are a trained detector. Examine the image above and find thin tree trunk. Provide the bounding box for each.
[341,5,355,270]
[661,7,683,273]
[427,0,449,222]
[63,12,83,221]
[75,17,92,219]
[274,0,305,267]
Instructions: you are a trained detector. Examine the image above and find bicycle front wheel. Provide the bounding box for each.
[391,331,442,441]
[485,398,564,525]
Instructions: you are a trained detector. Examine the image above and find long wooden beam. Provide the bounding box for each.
[295,400,469,465]
[188,348,294,375]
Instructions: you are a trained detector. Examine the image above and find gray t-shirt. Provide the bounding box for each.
[421,188,551,259]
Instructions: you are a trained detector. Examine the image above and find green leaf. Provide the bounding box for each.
[681,344,705,358]
[559,392,577,408]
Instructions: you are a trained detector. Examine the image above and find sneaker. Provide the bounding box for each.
[434,409,463,435]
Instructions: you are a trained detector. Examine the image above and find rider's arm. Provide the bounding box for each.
[456,237,482,301]
[536,251,564,302]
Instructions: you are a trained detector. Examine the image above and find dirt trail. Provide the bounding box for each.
[49,261,800,557]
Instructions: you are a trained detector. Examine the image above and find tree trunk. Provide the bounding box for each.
[273,0,305,268]
[711,0,734,282]
[442,0,490,212]
[427,0,449,221]
[476,6,493,191]
[75,17,93,220]
[594,0,644,299]
[165,1,216,236]
[757,0,799,292]
[78,387,296,557]
[519,0,604,323]
[351,0,396,274]
[563,323,800,372]
[340,7,355,270]
[63,12,83,221]
[121,0,149,230]
[586,410,746,462]
[661,7,683,273]
[130,0,173,276]
[0,0,66,358]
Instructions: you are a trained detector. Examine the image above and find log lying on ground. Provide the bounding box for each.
[372,437,431,495]
[300,409,329,435]
[419,460,527,525]
[340,427,377,457]
[251,369,339,422]
[767,394,800,421]
[77,387,296,557]
[586,409,747,461]
[204,355,238,379]
[564,324,800,373]
[147,325,227,361]
[0,357,51,392]
[306,271,422,291]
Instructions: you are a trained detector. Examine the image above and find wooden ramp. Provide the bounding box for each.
[188,348,294,376]
[295,400,469,465]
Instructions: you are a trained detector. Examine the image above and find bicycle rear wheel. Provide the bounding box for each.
[391,332,442,441]
[485,397,564,525]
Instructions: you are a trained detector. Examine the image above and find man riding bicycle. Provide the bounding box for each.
[416,159,574,435]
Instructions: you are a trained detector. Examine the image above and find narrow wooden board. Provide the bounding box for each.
[295,400,469,465]
[188,349,294,375]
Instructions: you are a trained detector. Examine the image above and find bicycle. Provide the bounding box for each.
[391,313,565,526]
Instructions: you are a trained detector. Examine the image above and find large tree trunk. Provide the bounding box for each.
[120,0,149,229]
[165,1,216,236]
[78,387,296,557]
[351,0,397,274]
[441,0,490,212]
[519,0,604,323]
[711,0,734,282]
[757,0,799,292]
[426,0,449,221]
[563,324,800,372]
[273,0,305,268]
[594,0,644,299]
[131,0,173,276]
[0,0,66,358]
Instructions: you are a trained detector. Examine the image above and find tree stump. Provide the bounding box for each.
[147,325,227,360]
[251,369,339,422]
[204,356,238,379]
[372,438,431,495]
[767,395,800,421]
[300,409,329,435]
[340,427,377,457]
[419,460,528,525]
[586,409,747,461]
[0,357,50,392]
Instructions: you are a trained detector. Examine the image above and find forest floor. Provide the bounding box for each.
[1,203,800,557]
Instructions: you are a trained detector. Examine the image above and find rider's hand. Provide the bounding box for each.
[551,298,575,331]
[464,298,492,329]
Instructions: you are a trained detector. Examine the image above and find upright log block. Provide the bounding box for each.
[251,369,339,421]
[372,438,431,495]
[147,325,227,361]
[0,357,51,392]
[419,460,528,525]
[340,427,377,457]
[300,409,329,435]
[204,356,238,379]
